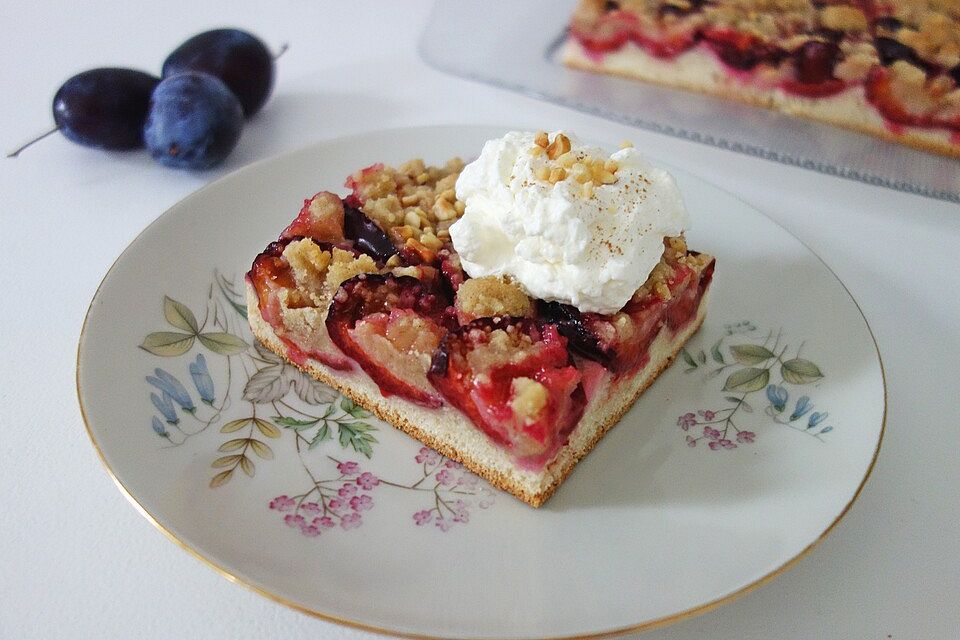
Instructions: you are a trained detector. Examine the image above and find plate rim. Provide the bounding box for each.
[75,124,887,640]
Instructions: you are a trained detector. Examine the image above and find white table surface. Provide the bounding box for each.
[2,2,958,638]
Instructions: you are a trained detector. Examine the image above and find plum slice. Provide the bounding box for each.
[702,27,787,71]
[326,274,451,407]
[247,238,354,371]
[342,202,397,261]
[536,299,663,375]
[571,7,698,58]
[537,255,715,376]
[438,249,466,294]
[280,192,345,244]
[864,67,960,134]
[428,318,586,462]
[248,240,297,327]
[663,258,714,330]
[537,301,616,367]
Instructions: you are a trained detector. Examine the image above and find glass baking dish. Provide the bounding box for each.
[419,0,960,203]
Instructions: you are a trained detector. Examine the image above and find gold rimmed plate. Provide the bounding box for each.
[77,125,884,639]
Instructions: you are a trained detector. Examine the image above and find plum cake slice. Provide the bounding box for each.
[246,132,715,506]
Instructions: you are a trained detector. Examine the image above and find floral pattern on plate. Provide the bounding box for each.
[140,270,494,536]
[678,321,835,449]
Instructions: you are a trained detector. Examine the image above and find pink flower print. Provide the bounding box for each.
[356,472,380,490]
[703,426,721,440]
[457,474,479,488]
[284,514,305,528]
[300,524,322,537]
[315,516,335,529]
[677,412,697,430]
[698,410,716,421]
[737,431,756,443]
[415,447,441,465]
[452,500,470,523]
[341,513,362,530]
[413,509,433,525]
[708,439,737,450]
[337,461,360,476]
[338,483,358,498]
[686,435,696,447]
[300,502,321,516]
[444,459,462,470]
[327,498,346,514]
[436,469,455,486]
[349,494,374,512]
[435,517,452,532]
[269,495,295,512]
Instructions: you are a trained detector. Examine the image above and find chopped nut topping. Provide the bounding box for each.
[384,254,403,268]
[420,232,443,251]
[404,209,422,229]
[346,157,467,260]
[455,276,534,322]
[819,6,867,32]
[534,130,550,148]
[557,151,577,168]
[895,9,960,68]
[326,248,377,291]
[546,133,572,160]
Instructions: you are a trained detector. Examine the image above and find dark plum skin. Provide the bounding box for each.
[162,28,274,117]
[52,68,159,149]
[874,37,933,72]
[794,40,840,84]
[144,73,243,170]
[536,300,615,367]
[873,17,903,32]
[342,202,398,261]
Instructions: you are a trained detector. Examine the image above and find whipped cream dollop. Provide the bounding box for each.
[449,130,690,315]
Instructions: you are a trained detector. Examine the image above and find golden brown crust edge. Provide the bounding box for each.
[562,42,960,160]
[246,282,708,507]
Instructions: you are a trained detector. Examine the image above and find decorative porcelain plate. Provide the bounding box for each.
[77,125,884,639]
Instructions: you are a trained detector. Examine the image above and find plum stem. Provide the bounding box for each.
[7,125,59,158]
[274,43,289,60]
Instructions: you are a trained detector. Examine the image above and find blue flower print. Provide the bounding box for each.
[189,354,215,405]
[766,385,788,412]
[151,392,179,424]
[808,411,829,428]
[152,416,169,438]
[790,396,812,421]
[147,368,196,413]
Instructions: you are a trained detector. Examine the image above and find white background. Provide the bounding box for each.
[1,2,958,639]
